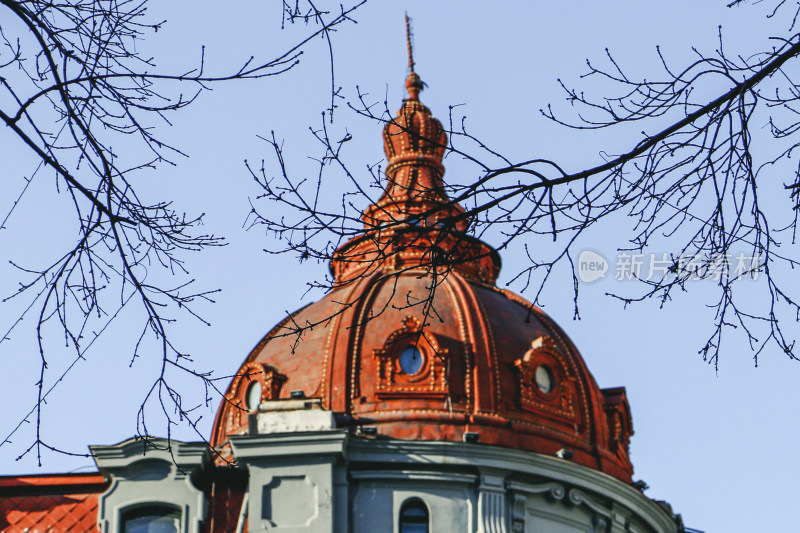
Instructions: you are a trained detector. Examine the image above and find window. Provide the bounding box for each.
[399,498,429,533]
[398,345,423,375]
[94,439,207,533]
[534,364,554,393]
[121,505,181,533]
[246,380,263,410]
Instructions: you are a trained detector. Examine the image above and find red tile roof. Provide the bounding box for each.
[0,474,106,532]
[0,469,246,533]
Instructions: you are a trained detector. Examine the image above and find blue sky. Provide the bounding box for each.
[1,2,797,531]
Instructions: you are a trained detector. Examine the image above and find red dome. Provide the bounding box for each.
[212,65,635,483]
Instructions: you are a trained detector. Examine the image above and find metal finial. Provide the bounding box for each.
[405,13,415,74]
[404,14,423,100]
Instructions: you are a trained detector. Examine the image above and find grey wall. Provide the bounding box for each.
[229,432,679,533]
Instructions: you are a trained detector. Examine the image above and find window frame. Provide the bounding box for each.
[120,503,182,533]
[399,497,430,533]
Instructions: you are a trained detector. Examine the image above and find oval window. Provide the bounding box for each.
[399,346,423,375]
[534,365,554,393]
[246,381,262,410]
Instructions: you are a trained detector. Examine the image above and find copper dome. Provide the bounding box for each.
[212,62,635,483]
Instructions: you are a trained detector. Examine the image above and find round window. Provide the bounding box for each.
[246,381,263,410]
[399,346,424,375]
[534,365,554,393]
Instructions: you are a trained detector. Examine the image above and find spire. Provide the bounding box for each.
[405,13,415,73]
[405,14,423,101]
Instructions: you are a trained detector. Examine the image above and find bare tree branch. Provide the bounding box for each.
[249,0,800,374]
[0,0,365,464]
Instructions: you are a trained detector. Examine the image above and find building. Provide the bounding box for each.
[0,38,692,533]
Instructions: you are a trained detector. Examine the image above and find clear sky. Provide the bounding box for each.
[1,2,797,532]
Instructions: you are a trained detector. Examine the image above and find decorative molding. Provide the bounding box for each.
[593,515,610,533]
[514,336,581,425]
[91,438,208,476]
[229,431,349,460]
[506,481,566,502]
[350,470,476,484]
[261,474,319,528]
[477,490,507,533]
[567,488,612,519]
[224,363,287,437]
[371,315,449,398]
[343,438,676,533]
[510,493,526,533]
[507,485,615,533]
[232,433,346,533]
[477,469,508,533]
[602,387,634,467]
[91,439,209,533]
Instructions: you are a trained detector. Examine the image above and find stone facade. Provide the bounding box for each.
[77,420,678,533]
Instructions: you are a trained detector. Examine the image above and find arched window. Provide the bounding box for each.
[121,505,181,533]
[399,498,429,533]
